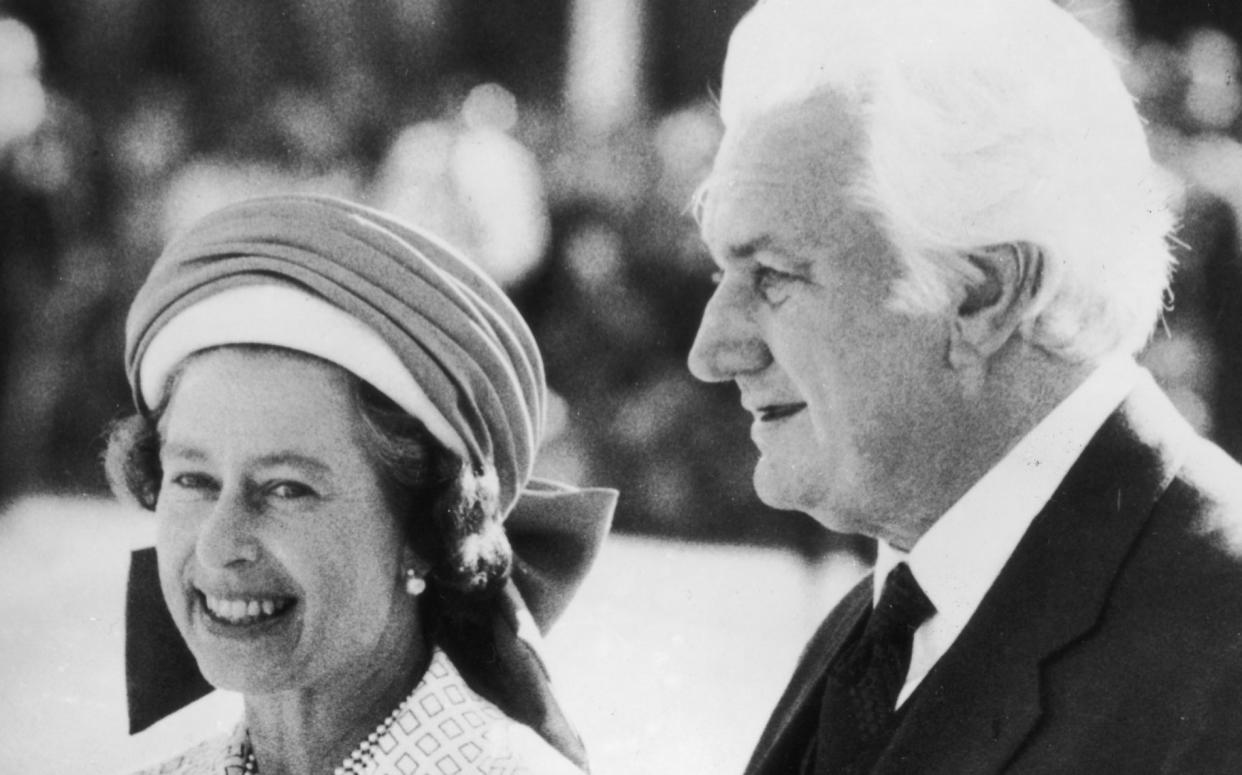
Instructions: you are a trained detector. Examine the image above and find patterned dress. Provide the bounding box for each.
[129,648,583,775]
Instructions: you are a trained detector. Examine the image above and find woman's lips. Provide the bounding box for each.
[198,590,296,626]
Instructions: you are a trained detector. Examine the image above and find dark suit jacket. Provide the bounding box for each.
[746,376,1242,774]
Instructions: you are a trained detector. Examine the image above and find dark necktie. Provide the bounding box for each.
[808,562,936,775]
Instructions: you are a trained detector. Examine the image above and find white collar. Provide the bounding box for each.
[873,356,1141,704]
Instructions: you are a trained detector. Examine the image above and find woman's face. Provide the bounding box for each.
[155,347,419,695]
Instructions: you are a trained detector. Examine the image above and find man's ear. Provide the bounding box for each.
[948,241,1043,371]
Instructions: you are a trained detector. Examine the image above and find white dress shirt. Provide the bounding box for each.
[873,356,1142,707]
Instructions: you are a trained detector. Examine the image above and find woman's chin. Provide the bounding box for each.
[184,595,304,692]
[193,647,297,695]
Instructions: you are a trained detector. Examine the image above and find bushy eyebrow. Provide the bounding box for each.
[726,234,775,261]
[723,235,816,277]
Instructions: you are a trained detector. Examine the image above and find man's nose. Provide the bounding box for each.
[688,283,772,382]
[195,488,260,569]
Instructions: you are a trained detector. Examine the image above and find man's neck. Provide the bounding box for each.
[881,347,1096,551]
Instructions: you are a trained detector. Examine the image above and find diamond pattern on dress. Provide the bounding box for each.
[126,648,576,775]
[378,731,399,755]
[415,735,442,755]
[459,742,482,763]
[397,709,421,735]
[395,753,418,775]
[349,648,552,775]
[420,695,445,716]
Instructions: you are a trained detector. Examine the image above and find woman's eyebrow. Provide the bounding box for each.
[159,442,207,461]
[252,452,333,476]
[158,445,332,476]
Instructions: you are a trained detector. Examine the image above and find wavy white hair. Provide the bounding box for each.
[709,0,1175,362]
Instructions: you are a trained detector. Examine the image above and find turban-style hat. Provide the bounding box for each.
[122,194,616,769]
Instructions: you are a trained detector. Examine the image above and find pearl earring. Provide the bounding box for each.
[404,567,426,596]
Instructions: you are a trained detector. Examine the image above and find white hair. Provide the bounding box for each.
[713,0,1175,361]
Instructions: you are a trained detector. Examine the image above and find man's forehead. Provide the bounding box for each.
[712,93,863,187]
[701,93,865,246]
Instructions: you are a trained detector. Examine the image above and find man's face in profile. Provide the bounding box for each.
[689,97,954,541]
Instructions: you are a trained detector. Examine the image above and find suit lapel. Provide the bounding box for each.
[745,575,873,775]
[875,376,1194,773]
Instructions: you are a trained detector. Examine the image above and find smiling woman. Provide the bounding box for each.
[102,195,616,775]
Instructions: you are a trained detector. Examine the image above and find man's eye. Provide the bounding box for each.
[754,265,797,306]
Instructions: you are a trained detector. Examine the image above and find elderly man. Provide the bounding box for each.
[689,0,1242,773]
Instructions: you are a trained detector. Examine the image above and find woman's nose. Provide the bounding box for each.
[688,284,772,382]
[195,489,260,569]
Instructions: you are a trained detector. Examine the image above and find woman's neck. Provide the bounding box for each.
[243,608,430,775]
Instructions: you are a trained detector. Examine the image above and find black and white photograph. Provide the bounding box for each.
[2,1,1242,773]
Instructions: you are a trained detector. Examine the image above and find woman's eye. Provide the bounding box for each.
[170,472,211,489]
[164,472,218,500]
[268,481,315,500]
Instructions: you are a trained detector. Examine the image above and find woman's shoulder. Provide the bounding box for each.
[124,651,585,775]
[126,738,220,775]
[484,716,587,775]
[388,648,584,774]
[125,726,245,775]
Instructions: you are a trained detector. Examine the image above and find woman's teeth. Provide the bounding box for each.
[203,594,291,624]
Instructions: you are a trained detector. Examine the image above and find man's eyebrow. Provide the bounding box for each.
[726,234,775,260]
[726,235,813,273]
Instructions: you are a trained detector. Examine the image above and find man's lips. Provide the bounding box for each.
[754,402,807,422]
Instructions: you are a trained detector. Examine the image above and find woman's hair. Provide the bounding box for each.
[103,350,513,601]
[704,0,1175,363]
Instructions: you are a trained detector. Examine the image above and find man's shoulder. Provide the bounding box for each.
[1170,432,1242,526]
[1150,433,1242,574]
[1102,381,1242,616]
[1108,433,1242,648]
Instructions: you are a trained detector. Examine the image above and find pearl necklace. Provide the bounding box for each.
[241,693,415,775]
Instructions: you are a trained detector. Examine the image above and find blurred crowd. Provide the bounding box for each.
[0,0,1240,552]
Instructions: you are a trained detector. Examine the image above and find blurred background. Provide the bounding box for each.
[1,0,1241,772]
